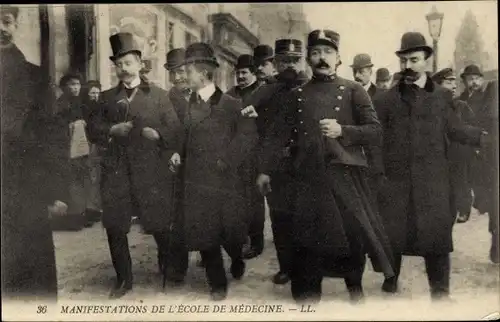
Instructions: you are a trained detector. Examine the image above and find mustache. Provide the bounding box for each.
[315,60,330,69]
[401,68,419,78]
[119,72,134,78]
[237,78,246,82]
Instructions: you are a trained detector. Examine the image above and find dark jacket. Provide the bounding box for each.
[88,80,183,233]
[226,81,261,104]
[1,45,68,299]
[182,87,258,250]
[373,76,484,256]
[168,86,191,124]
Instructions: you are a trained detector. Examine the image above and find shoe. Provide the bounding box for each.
[272,272,290,285]
[210,289,227,301]
[85,209,102,223]
[109,280,132,299]
[242,247,263,260]
[456,212,470,223]
[430,291,452,302]
[382,276,398,293]
[490,234,499,264]
[158,253,164,275]
[348,287,365,303]
[230,259,246,280]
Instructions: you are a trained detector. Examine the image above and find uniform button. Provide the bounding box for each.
[337,96,342,100]
[339,86,345,90]
[294,129,298,132]
[300,121,304,124]
[298,98,303,102]
[304,132,308,135]
[298,88,303,92]
[334,107,340,111]
[298,109,302,112]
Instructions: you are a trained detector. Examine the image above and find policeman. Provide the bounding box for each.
[245,38,309,284]
[257,29,395,303]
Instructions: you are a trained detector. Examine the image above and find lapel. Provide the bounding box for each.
[188,86,224,126]
[112,79,152,121]
[368,83,377,98]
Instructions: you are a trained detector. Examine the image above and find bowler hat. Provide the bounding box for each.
[164,48,186,71]
[460,64,483,78]
[275,39,303,57]
[140,59,152,74]
[350,53,374,70]
[432,68,456,83]
[184,42,219,67]
[253,45,274,64]
[395,32,433,56]
[109,32,142,61]
[235,54,254,70]
[376,68,391,82]
[307,29,340,51]
[1,5,19,19]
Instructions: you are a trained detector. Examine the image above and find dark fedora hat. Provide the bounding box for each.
[275,39,303,57]
[350,53,374,70]
[307,29,340,51]
[253,45,274,64]
[395,32,433,56]
[376,68,391,82]
[235,54,254,70]
[164,48,186,71]
[432,67,456,83]
[460,64,483,78]
[109,32,142,61]
[1,5,19,19]
[184,42,219,67]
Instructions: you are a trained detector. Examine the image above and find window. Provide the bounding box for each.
[167,22,175,51]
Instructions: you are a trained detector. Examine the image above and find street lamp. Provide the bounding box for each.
[426,5,444,73]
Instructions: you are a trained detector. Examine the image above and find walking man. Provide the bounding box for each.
[88,32,184,298]
[373,32,488,299]
[375,68,392,90]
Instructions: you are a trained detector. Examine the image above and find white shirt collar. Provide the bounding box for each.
[363,83,372,92]
[123,77,141,89]
[198,82,216,103]
[414,74,427,89]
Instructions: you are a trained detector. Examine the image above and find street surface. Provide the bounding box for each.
[53,207,499,320]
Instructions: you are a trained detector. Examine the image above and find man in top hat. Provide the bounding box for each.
[226,54,265,261]
[351,53,378,97]
[432,68,475,224]
[459,64,499,263]
[375,68,392,90]
[87,32,184,298]
[1,4,70,301]
[242,38,310,285]
[180,42,258,301]
[164,48,192,123]
[257,29,395,303]
[372,32,488,299]
[253,44,278,85]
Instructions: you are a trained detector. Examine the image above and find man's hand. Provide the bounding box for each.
[241,105,259,118]
[319,118,342,139]
[110,121,133,137]
[216,159,229,172]
[48,200,68,218]
[256,174,272,196]
[142,127,160,141]
[168,152,181,173]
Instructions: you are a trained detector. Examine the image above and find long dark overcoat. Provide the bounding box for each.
[1,45,69,300]
[182,87,258,251]
[88,80,183,234]
[373,77,484,256]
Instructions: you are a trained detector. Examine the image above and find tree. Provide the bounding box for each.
[454,10,485,75]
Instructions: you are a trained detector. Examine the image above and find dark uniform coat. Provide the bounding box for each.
[373,76,484,256]
[87,80,183,234]
[259,74,395,278]
[1,45,69,299]
[182,87,258,251]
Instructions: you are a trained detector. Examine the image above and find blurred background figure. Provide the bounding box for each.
[375,68,392,90]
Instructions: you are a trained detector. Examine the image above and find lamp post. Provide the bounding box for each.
[426,5,444,73]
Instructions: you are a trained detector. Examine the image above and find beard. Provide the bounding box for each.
[279,67,299,82]
[400,68,420,83]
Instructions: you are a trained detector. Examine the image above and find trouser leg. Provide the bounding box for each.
[154,231,188,282]
[424,253,450,299]
[270,210,293,274]
[200,246,227,293]
[106,228,132,284]
[290,246,322,303]
[248,192,265,251]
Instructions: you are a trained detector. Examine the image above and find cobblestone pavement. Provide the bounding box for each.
[52,207,499,320]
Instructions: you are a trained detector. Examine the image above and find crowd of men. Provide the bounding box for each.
[1,4,498,305]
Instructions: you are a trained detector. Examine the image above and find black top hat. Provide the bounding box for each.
[275,39,303,57]
[235,54,254,70]
[307,29,340,51]
[432,68,456,83]
[184,42,219,67]
[253,45,274,64]
[1,5,19,19]
[376,68,391,81]
[460,64,483,78]
[164,48,186,71]
[395,32,433,56]
[109,32,142,61]
[350,53,374,69]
